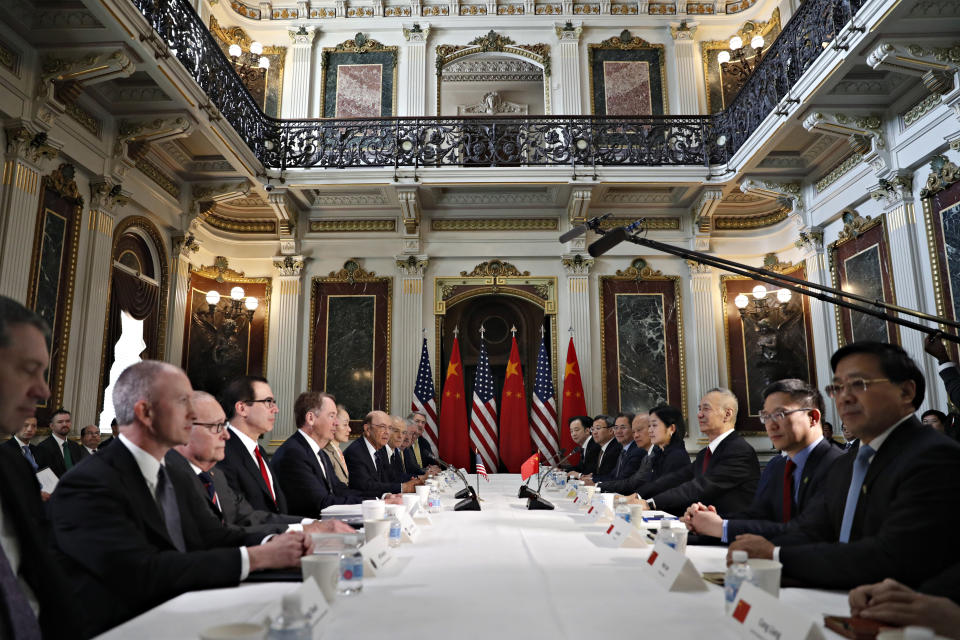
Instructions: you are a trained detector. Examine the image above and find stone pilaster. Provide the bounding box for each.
[796,230,837,426]
[669,22,701,114]
[562,254,594,408]
[285,27,317,118]
[686,261,719,439]
[402,24,430,116]
[165,232,199,365]
[267,255,306,442]
[394,255,429,414]
[554,22,583,115]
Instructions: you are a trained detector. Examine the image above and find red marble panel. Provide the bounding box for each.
[335,64,383,118]
[603,61,651,116]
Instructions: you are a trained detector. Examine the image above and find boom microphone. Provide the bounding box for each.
[559,213,613,243]
[588,226,628,257]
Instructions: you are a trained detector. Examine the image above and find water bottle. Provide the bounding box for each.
[428,482,441,513]
[337,535,363,595]
[655,519,675,548]
[724,550,755,614]
[388,511,402,548]
[267,592,311,640]
[614,497,631,522]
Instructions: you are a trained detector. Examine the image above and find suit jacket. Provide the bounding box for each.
[98,436,115,449]
[594,441,645,482]
[215,431,288,515]
[571,437,601,475]
[939,363,960,411]
[590,439,623,479]
[343,437,400,496]
[35,434,87,477]
[920,562,960,605]
[271,432,365,518]
[638,431,760,517]
[414,435,437,468]
[165,449,291,546]
[724,439,845,539]
[0,447,78,639]
[387,447,415,483]
[598,442,687,494]
[773,417,960,589]
[49,440,240,637]
[2,437,42,471]
[323,441,350,485]
[403,447,425,477]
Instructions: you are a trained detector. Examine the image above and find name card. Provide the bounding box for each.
[644,541,707,592]
[274,576,329,632]
[730,582,826,640]
[396,509,420,543]
[604,518,648,548]
[584,505,601,523]
[566,487,578,499]
[360,534,393,576]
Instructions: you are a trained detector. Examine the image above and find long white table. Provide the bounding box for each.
[98,475,852,639]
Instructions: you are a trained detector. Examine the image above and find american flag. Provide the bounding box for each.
[530,335,560,461]
[475,451,489,481]
[412,337,439,451]
[469,338,499,473]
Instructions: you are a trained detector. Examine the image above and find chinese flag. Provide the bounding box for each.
[520,453,540,481]
[499,336,532,472]
[438,336,470,469]
[559,337,588,465]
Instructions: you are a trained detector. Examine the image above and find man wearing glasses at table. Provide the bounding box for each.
[343,410,422,495]
[728,342,960,590]
[216,376,289,514]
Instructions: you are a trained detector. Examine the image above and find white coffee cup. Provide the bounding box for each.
[415,484,430,506]
[301,554,340,603]
[628,504,645,526]
[361,499,385,521]
[583,485,597,501]
[364,518,390,543]
[747,558,782,597]
[199,623,267,640]
[402,494,419,513]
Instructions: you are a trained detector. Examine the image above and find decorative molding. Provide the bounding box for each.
[0,38,21,76]
[273,255,305,276]
[458,92,527,115]
[402,24,431,42]
[397,188,421,234]
[312,192,389,206]
[597,216,681,230]
[173,233,200,257]
[431,218,558,231]
[739,179,803,212]
[795,228,825,253]
[135,158,180,198]
[204,213,277,234]
[614,257,665,280]
[758,252,795,274]
[870,174,914,210]
[287,25,317,45]
[919,155,960,199]
[209,16,287,60]
[3,126,59,165]
[599,190,675,204]
[310,219,396,232]
[327,258,378,283]
[460,260,529,277]
[902,93,943,127]
[41,49,134,83]
[803,112,887,175]
[64,102,101,138]
[561,253,594,275]
[436,30,550,77]
[329,32,393,54]
[90,180,128,213]
[555,21,584,41]
[191,256,257,283]
[435,190,553,205]
[816,153,864,193]
[714,207,790,229]
[836,210,874,242]
[441,57,543,82]
[395,254,429,277]
[596,29,656,49]
[670,21,698,40]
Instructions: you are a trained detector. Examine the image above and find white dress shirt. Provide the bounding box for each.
[227,424,277,496]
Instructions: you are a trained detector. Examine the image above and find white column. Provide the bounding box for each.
[165,235,197,365]
[799,234,838,426]
[394,255,429,415]
[0,125,57,301]
[266,256,306,443]
[402,24,429,116]
[669,22,702,114]
[285,27,317,119]
[872,176,939,413]
[563,254,594,408]
[553,22,583,115]
[71,181,125,426]
[686,261,720,439]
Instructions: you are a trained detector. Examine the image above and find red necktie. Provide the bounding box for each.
[701,448,712,474]
[254,446,276,504]
[782,459,797,522]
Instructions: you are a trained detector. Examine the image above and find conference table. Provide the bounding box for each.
[98,474,853,639]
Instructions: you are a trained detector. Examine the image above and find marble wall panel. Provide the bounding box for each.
[603,61,651,116]
[322,50,396,118]
[844,246,888,343]
[924,179,960,360]
[588,47,666,116]
[335,64,383,118]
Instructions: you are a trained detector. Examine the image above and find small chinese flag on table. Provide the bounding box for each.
[520,453,540,482]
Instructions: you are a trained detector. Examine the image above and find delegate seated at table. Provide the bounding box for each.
[596,405,688,495]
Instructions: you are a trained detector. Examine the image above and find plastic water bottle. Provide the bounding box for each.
[655,519,676,548]
[388,511,402,548]
[337,536,363,595]
[724,550,755,614]
[267,592,311,639]
[428,482,441,513]
[614,497,631,522]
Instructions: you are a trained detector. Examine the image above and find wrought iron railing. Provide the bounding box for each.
[129,0,866,170]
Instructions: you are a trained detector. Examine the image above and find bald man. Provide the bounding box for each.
[342,410,421,495]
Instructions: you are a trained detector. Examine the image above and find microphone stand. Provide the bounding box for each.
[524,448,579,511]
[580,222,960,344]
[434,458,481,511]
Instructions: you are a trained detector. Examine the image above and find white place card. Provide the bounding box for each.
[644,541,707,592]
[583,505,600,522]
[396,508,420,543]
[360,535,393,576]
[729,582,826,640]
[265,576,329,637]
[566,487,578,499]
[603,518,648,548]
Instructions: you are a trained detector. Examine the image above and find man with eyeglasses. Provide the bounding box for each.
[216,376,288,514]
[575,415,622,481]
[728,342,960,590]
[343,410,422,495]
[683,379,844,543]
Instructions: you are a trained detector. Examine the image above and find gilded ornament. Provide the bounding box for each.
[460,260,529,277]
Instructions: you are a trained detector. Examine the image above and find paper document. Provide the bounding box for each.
[36,468,58,493]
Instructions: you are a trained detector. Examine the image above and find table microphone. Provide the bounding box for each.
[434,457,481,511]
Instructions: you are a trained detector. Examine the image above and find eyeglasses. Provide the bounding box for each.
[758,408,812,425]
[370,423,391,431]
[824,378,890,398]
[194,421,226,433]
[247,398,277,408]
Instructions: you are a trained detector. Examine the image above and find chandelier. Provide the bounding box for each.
[227,41,270,85]
[201,286,259,327]
[734,284,790,323]
[717,34,765,85]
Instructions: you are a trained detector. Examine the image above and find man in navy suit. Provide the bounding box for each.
[343,410,421,496]
[385,415,420,483]
[3,416,42,473]
[34,407,87,477]
[215,376,288,514]
[403,420,426,476]
[271,391,394,517]
[633,388,760,516]
[592,412,646,483]
[564,415,598,474]
[684,379,844,542]
[730,342,960,590]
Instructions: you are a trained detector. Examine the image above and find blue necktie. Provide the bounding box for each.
[197,471,219,510]
[838,444,874,543]
[21,445,38,472]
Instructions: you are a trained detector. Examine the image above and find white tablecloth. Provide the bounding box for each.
[97,474,851,639]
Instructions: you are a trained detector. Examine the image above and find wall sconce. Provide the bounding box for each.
[202,286,258,326]
[228,41,270,85]
[717,34,765,84]
[734,284,791,323]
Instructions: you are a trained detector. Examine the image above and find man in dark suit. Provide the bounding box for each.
[3,416,42,473]
[634,388,760,516]
[168,390,349,542]
[409,411,439,470]
[563,415,596,473]
[344,410,421,496]
[98,418,119,449]
[0,295,78,639]
[50,361,312,637]
[34,407,87,477]
[271,391,378,518]
[386,415,420,483]
[684,379,845,541]
[403,420,426,477]
[593,412,645,483]
[215,376,289,514]
[730,342,960,590]
[576,415,622,480]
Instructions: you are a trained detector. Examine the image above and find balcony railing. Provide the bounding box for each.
[129,0,866,170]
